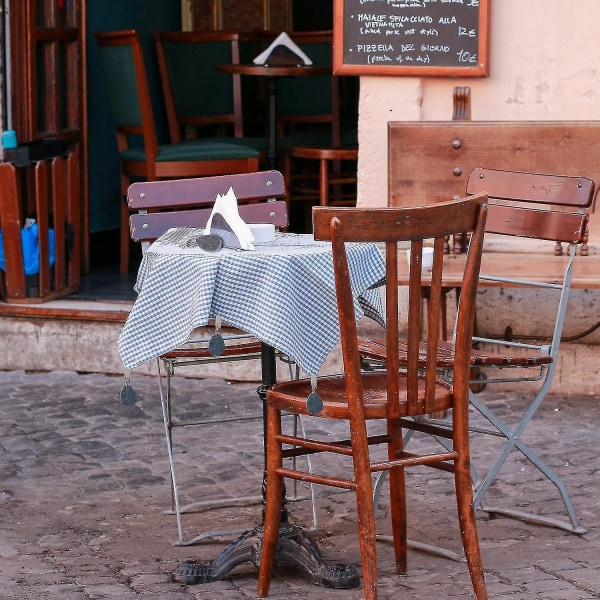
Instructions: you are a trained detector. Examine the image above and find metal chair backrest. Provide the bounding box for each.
[127,170,287,246]
[313,195,488,416]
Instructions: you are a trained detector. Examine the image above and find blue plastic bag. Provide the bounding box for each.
[0,223,56,276]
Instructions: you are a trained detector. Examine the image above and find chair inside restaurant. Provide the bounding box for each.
[154,29,267,153]
[94,29,260,274]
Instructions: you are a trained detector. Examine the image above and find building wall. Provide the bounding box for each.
[357,1,600,390]
[357,1,600,215]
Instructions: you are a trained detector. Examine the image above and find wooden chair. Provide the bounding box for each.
[361,168,595,536]
[94,29,261,274]
[279,33,359,231]
[153,30,267,154]
[258,196,489,600]
[283,142,358,231]
[275,31,335,147]
[127,170,297,546]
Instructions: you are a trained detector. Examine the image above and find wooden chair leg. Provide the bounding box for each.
[319,157,329,206]
[388,420,408,573]
[455,455,488,600]
[353,444,379,600]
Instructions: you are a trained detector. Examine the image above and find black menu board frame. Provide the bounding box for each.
[333,0,490,77]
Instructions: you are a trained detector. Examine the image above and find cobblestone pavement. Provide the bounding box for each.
[1,369,599,600]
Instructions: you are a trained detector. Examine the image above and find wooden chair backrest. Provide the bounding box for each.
[94,30,160,160]
[467,168,594,244]
[276,31,338,137]
[127,170,287,242]
[154,30,246,143]
[312,195,488,416]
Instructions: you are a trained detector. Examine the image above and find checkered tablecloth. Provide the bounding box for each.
[118,230,385,376]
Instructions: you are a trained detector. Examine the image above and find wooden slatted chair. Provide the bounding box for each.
[258,196,489,600]
[361,168,595,536]
[153,30,267,155]
[94,29,261,274]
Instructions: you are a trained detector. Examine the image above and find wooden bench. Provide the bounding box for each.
[388,121,600,252]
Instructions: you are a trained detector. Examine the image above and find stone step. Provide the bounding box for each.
[0,300,597,396]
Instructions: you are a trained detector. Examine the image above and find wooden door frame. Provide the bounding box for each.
[9,0,89,272]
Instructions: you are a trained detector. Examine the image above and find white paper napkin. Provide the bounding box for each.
[253,32,313,66]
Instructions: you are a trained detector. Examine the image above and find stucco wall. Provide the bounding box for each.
[357,1,600,392]
[357,1,600,212]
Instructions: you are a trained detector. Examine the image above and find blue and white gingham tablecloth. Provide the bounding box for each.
[118,230,386,376]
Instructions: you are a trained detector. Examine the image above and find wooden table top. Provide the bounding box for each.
[397,251,600,289]
[217,64,330,77]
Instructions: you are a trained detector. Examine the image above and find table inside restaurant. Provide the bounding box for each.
[118,228,386,586]
[216,64,330,170]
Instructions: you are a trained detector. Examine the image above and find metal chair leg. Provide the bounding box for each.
[156,355,319,544]
[156,359,259,546]
[469,391,587,534]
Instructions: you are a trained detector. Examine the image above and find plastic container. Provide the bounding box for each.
[1,130,18,150]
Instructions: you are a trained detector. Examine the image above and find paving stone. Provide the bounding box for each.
[0,370,598,598]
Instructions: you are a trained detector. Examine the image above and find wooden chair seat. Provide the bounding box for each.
[267,371,453,419]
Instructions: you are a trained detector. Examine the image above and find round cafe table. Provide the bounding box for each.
[217,64,331,170]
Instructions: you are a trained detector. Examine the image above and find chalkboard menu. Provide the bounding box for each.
[333,0,490,76]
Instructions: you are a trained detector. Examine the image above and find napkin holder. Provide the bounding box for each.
[253,32,312,67]
[207,213,245,249]
[204,186,255,250]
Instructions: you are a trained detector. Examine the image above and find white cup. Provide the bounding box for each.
[249,223,275,243]
[406,247,434,271]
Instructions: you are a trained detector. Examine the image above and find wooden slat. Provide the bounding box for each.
[468,167,594,208]
[486,204,588,243]
[67,151,81,289]
[34,161,52,297]
[51,157,67,292]
[129,199,288,242]
[127,170,285,210]
[0,163,27,300]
